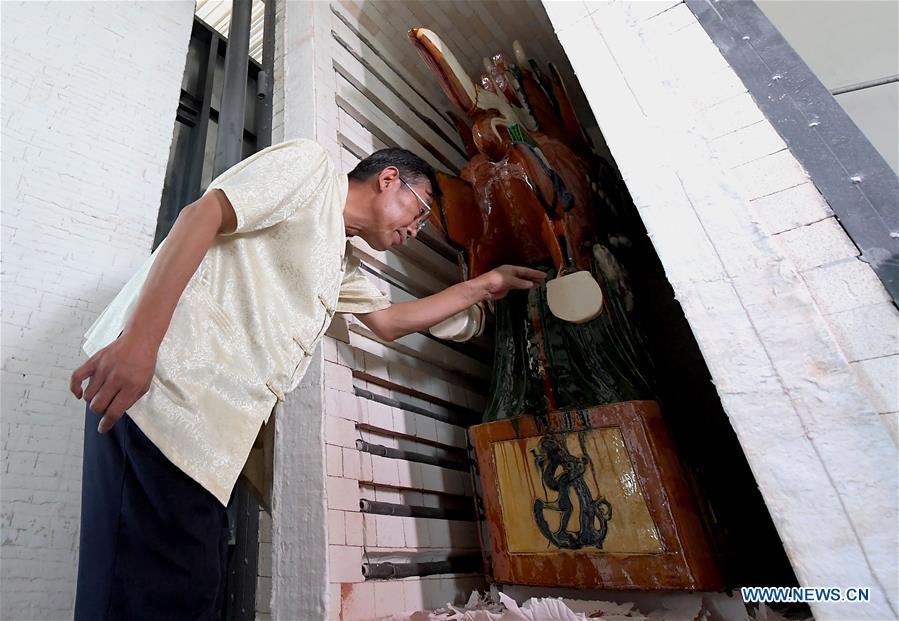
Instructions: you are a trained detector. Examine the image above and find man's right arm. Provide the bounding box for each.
[69,190,237,433]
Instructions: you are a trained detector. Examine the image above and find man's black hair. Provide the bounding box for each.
[348,148,441,201]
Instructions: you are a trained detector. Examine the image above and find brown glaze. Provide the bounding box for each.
[446,110,479,159]
[469,403,722,590]
[410,28,604,278]
[515,61,566,144]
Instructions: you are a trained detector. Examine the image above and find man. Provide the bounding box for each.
[69,139,545,619]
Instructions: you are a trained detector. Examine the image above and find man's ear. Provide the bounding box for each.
[377,166,400,192]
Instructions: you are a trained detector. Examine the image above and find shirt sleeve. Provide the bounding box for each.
[336,251,392,315]
[203,139,330,235]
[428,302,486,342]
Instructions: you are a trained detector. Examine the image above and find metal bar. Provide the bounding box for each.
[359,480,471,501]
[213,0,252,176]
[359,498,475,521]
[355,422,466,455]
[330,29,468,161]
[352,370,482,421]
[356,439,469,472]
[329,5,455,128]
[333,59,462,173]
[255,0,276,148]
[353,386,480,427]
[187,32,218,202]
[362,556,482,579]
[831,74,898,96]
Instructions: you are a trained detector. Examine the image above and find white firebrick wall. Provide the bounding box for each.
[543,2,897,620]
[1,3,193,619]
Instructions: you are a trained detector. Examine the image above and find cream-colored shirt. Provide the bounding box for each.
[83,139,391,505]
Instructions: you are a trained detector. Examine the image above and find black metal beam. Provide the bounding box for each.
[356,439,469,472]
[256,0,276,149]
[362,556,482,580]
[214,0,253,175]
[359,498,475,521]
[353,386,467,426]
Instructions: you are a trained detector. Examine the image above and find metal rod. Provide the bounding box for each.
[188,32,218,200]
[353,386,465,426]
[256,0,276,148]
[362,556,482,580]
[359,480,470,501]
[831,74,898,96]
[213,0,252,176]
[353,370,482,421]
[356,439,469,472]
[355,422,466,455]
[359,499,475,521]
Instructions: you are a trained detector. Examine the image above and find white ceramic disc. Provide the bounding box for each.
[546,271,604,323]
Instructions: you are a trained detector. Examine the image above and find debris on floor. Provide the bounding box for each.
[385,589,814,621]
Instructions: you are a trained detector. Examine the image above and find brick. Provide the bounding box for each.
[626,0,684,22]
[323,336,338,363]
[340,390,365,423]
[326,415,358,449]
[326,444,343,477]
[327,476,360,511]
[403,577,427,613]
[366,400,394,431]
[324,360,353,392]
[775,217,859,271]
[826,303,899,362]
[641,1,694,33]
[375,514,405,547]
[345,511,364,547]
[328,585,341,621]
[852,356,899,414]
[749,182,834,235]
[342,447,361,480]
[710,120,787,170]
[336,341,355,368]
[340,581,375,620]
[699,91,767,140]
[329,545,363,584]
[371,455,399,486]
[360,452,373,481]
[328,510,346,546]
[373,580,406,617]
[731,149,810,200]
[803,258,892,314]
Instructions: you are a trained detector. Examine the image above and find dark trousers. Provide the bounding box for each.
[75,406,230,620]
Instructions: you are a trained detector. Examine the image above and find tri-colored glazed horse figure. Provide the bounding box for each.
[409,28,655,420]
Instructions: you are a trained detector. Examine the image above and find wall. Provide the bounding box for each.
[542,2,897,620]
[0,2,194,619]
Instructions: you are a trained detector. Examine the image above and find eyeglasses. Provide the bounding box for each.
[400,177,432,233]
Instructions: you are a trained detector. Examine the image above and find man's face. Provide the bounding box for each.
[364,167,433,251]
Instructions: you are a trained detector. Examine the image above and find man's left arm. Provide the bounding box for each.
[355,265,545,342]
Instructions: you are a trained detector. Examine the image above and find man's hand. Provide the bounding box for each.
[70,333,158,433]
[473,264,547,300]
[70,191,232,433]
[356,264,546,342]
